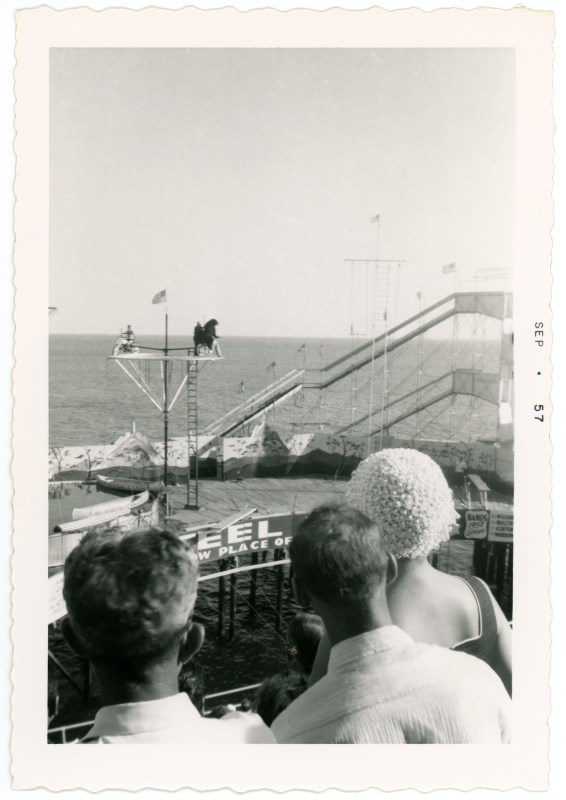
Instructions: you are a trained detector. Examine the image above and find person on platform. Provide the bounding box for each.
[203,318,222,357]
[111,325,136,356]
[193,321,204,350]
[310,449,512,695]
[61,527,274,743]
[121,325,136,351]
[272,504,511,744]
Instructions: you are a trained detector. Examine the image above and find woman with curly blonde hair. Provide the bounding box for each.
[310,448,511,695]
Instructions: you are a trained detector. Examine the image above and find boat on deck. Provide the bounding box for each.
[54,491,150,533]
[71,489,149,521]
[95,475,166,494]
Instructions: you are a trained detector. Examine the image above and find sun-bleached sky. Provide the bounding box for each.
[49,47,514,337]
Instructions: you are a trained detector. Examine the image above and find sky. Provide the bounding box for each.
[49,47,514,337]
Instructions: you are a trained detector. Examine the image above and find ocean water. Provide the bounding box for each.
[49,335,354,446]
[49,333,500,447]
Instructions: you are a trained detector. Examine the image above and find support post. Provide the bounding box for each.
[495,542,508,608]
[163,313,169,485]
[249,552,258,617]
[500,544,513,620]
[473,539,488,578]
[485,543,496,587]
[229,560,238,640]
[275,550,284,632]
[217,559,226,640]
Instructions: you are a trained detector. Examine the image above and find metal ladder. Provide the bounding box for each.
[185,360,199,509]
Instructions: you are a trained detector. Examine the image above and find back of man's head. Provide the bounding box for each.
[290,505,388,607]
[255,671,308,727]
[63,527,199,676]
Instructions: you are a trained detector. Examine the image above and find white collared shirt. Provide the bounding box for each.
[79,693,275,744]
[272,626,511,744]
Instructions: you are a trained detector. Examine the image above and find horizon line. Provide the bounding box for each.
[48,332,356,340]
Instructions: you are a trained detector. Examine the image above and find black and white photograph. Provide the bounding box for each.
[10,4,554,793]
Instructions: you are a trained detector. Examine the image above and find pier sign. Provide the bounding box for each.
[487,510,514,542]
[463,510,489,540]
[194,513,307,564]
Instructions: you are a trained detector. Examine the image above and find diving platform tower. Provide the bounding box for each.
[109,340,223,509]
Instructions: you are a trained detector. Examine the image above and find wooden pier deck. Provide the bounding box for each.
[164,476,348,527]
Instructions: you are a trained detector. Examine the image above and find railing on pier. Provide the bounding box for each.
[48,683,265,743]
[48,720,95,744]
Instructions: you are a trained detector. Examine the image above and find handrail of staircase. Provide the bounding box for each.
[204,369,304,434]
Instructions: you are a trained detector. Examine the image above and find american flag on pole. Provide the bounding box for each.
[296,343,306,353]
[442,263,456,274]
[152,289,167,304]
[370,214,380,224]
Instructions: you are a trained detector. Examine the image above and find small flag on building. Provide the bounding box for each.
[266,361,277,373]
[416,291,422,300]
[152,289,167,304]
[370,214,380,224]
[296,343,306,353]
[442,263,456,274]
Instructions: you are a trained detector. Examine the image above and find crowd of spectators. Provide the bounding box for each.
[58,448,512,744]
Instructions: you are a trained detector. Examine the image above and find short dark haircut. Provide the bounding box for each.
[289,504,388,605]
[286,612,325,674]
[255,671,308,727]
[63,527,198,675]
[178,663,205,711]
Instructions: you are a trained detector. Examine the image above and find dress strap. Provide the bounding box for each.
[465,576,498,635]
[453,576,499,663]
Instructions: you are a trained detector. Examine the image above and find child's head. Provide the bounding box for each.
[255,671,308,727]
[286,612,325,675]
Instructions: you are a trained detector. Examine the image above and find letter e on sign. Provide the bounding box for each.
[198,532,222,551]
[228,521,253,545]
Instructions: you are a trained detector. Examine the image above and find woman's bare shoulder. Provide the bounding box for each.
[387,569,480,646]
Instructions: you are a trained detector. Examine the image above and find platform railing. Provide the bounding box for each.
[48,719,95,744]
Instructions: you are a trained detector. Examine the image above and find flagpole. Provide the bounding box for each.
[164,307,169,486]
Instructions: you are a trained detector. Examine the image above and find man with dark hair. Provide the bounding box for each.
[272,505,511,744]
[62,527,274,743]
